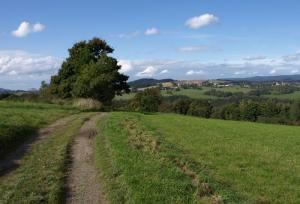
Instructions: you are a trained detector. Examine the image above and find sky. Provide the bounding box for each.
[1,0,300,89]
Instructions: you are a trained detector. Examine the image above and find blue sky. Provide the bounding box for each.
[1,0,300,89]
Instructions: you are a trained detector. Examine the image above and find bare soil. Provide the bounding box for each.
[66,113,107,204]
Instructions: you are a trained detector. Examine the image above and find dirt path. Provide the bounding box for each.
[0,115,75,177]
[66,113,107,204]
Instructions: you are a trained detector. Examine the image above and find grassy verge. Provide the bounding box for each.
[95,113,200,204]
[0,113,91,203]
[96,112,300,203]
[0,101,78,158]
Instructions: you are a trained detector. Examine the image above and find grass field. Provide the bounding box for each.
[115,86,252,100]
[264,91,300,100]
[96,112,300,203]
[0,101,78,159]
[115,86,300,101]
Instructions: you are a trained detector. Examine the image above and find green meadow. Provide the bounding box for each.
[96,112,300,203]
[0,101,77,158]
[115,86,252,100]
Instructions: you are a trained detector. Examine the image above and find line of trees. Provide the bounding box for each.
[113,88,300,125]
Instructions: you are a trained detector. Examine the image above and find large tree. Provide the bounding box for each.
[50,38,130,104]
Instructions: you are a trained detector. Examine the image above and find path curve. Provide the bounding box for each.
[66,113,107,204]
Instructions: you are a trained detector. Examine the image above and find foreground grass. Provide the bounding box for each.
[97,112,300,203]
[95,113,198,203]
[0,101,77,158]
[0,112,92,203]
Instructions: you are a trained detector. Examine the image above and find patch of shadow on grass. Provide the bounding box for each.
[0,115,74,177]
[0,129,38,177]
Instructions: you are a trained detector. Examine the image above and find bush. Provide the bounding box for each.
[219,103,241,120]
[159,101,174,113]
[239,100,261,121]
[133,88,162,112]
[112,99,134,111]
[72,98,103,111]
[173,98,192,115]
[290,101,300,121]
[187,100,212,118]
[0,93,11,100]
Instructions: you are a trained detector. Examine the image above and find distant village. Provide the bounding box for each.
[132,79,295,92]
[132,80,234,92]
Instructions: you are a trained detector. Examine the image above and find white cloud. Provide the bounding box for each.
[8,70,17,76]
[33,23,45,32]
[12,21,31,37]
[243,56,266,61]
[179,45,209,52]
[234,70,246,75]
[118,59,133,73]
[159,69,169,74]
[185,14,218,29]
[283,52,300,62]
[145,28,159,35]
[136,66,157,77]
[291,69,299,74]
[186,70,205,75]
[117,31,140,38]
[269,69,277,74]
[12,21,45,38]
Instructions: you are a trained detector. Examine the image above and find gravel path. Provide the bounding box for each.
[66,113,107,204]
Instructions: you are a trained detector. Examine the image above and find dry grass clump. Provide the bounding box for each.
[73,98,103,111]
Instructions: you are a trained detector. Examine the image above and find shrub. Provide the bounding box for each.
[133,88,162,112]
[289,100,300,121]
[173,98,192,115]
[72,98,103,111]
[159,101,174,113]
[187,100,212,118]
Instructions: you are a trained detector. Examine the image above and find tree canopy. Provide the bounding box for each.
[50,37,130,104]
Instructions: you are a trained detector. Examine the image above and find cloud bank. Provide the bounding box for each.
[2,49,300,89]
[0,50,61,89]
[118,51,300,81]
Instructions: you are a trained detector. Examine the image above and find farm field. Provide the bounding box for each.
[96,112,300,203]
[115,86,300,101]
[115,86,252,100]
[264,90,300,100]
[0,101,77,159]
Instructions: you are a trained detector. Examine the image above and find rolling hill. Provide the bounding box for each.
[128,78,174,88]
[223,74,300,82]
[0,88,12,94]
